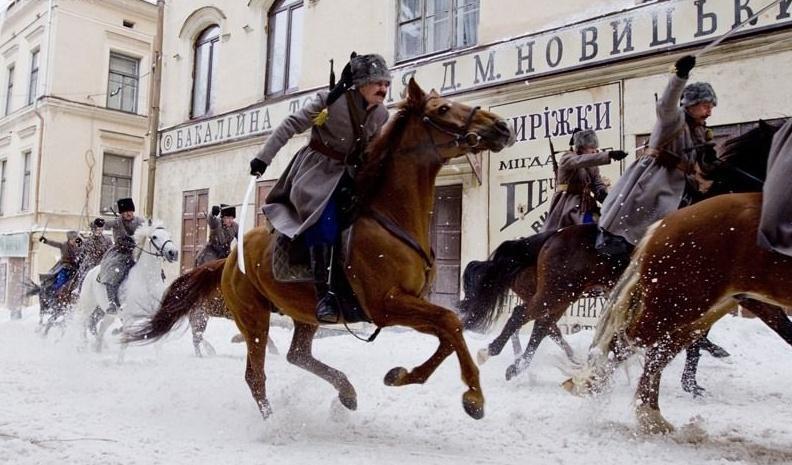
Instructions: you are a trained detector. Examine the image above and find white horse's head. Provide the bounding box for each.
[134,219,179,263]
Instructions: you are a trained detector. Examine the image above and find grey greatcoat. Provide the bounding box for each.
[599,74,707,245]
[98,216,144,286]
[195,215,239,265]
[76,233,112,288]
[541,150,611,232]
[758,118,792,256]
[255,90,389,238]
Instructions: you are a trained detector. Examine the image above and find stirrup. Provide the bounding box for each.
[316,293,340,324]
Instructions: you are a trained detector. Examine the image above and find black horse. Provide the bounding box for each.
[460,120,789,394]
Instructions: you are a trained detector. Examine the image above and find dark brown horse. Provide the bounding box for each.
[127,79,514,420]
[564,192,792,433]
[460,121,781,391]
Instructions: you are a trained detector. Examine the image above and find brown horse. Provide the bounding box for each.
[127,78,514,420]
[564,192,792,433]
[460,121,781,392]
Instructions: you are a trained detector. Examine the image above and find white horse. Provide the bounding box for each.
[77,220,179,358]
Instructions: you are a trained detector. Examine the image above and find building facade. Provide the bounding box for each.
[0,0,157,313]
[155,0,792,328]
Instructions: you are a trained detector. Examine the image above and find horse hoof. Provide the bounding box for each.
[505,364,519,381]
[230,334,245,344]
[636,405,674,434]
[338,393,357,411]
[258,400,273,420]
[384,367,408,386]
[476,348,490,365]
[462,390,485,420]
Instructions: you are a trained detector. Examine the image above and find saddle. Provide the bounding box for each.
[272,227,370,324]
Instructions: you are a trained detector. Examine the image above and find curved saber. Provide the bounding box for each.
[237,176,258,275]
[696,0,783,58]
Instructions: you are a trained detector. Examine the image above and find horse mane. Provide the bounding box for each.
[719,120,780,163]
[356,96,425,202]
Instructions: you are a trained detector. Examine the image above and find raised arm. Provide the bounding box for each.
[254,91,328,165]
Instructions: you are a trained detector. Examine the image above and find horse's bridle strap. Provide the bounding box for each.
[366,209,434,271]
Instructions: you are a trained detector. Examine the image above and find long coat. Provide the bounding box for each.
[195,215,238,265]
[541,150,610,232]
[255,89,389,238]
[758,118,792,256]
[98,216,144,286]
[599,74,706,245]
[76,233,112,288]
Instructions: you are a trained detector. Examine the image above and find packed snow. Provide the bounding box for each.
[1,309,790,465]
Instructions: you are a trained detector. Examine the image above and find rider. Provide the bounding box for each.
[249,52,391,324]
[597,55,717,256]
[76,217,113,290]
[758,118,792,257]
[39,230,82,293]
[541,129,627,233]
[195,204,239,266]
[97,198,144,313]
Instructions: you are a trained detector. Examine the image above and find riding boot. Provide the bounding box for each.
[309,244,340,324]
[106,284,121,314]
[595,228,634,258]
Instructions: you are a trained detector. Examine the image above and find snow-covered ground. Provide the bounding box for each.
[1,309,791,465]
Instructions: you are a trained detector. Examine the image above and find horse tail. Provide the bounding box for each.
[124,259,225,344]
[459,230,555,332]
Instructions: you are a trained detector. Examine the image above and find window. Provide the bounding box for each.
[106,52,139,113]
[5,65,14,116]
[0,160,6,216]
[266,0,303,97]
[100,154,133,214]
[27,49,39,106]
[397,0,479,62]
[21,151,31,212]
[191,25,219,118]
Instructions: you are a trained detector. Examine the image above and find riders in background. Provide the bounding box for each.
[39,230,81,293]
[541,129,627,233]
[97,198,144,314]
[597,54,717,256]
[758,118,792,257]
[195,204,239,266]
[248,52,391,324]
[76,217,113,290]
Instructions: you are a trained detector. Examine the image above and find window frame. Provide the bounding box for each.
[5,64,14,116]
[20,150,31,212]
[190,25,220,119]
[100,153,134,215]
[27,49,39,106]
[265,0,304,98]
[106,52,140,114]
[395,0,480,63]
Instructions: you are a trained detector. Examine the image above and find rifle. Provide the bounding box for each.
[547,136,560,180]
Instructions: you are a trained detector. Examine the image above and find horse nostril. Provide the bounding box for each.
[495,120,510,134]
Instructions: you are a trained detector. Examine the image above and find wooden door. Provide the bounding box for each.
[428,185,463,310]
[180,189,209,273]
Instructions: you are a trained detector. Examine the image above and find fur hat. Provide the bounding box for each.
[117,197,135,213]
[572,129,599,152]
[681,82,717,108]
[220,204,236,218]
[351,54,392,87]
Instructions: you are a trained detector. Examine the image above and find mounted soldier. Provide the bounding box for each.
[597,55,717,256]
[541,129,627,233]
[248,52,391,323]
[195,204,239,266]
[758,118,792,257]
[97,198,144,313]
[38,230,82,297]
[76,217,113,290]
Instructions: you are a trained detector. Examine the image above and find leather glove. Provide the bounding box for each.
[93,217,105,228]
[595,190,608,204]
[39,236,47,243]
[75,237,83,246]
[211,205,221,217]
[608,150,628,161]
[674,55,696,79]
[250,158,268,177]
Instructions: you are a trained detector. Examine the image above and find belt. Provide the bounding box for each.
[309,139,346,162]
[556,184,585,195]
[643,147,694,175]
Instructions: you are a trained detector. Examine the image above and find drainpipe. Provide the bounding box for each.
[144,0,165,218]
[33,0,55,228]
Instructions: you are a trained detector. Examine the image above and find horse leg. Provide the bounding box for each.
[510,332,522,357]
[380,290,484,419]
[286,321,357,410]
[547,323,577,364]
[681,337,705,397]
[505,315,553,380]
[479,304,530,364]
[189,307,211,357]
[739,298,792,346]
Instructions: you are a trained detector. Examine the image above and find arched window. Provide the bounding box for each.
[192,25,219,118]
[266,0,303,97]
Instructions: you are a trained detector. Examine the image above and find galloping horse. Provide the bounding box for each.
[564,192,792,433]
[127,79,514,420]
[461,121,781,389]
[77,220,178,356]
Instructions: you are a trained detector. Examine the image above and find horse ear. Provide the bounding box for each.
[407,77,425,105]
[427,89,440,99]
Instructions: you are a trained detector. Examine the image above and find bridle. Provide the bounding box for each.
[135,226,173,258]
[420,96,482,150]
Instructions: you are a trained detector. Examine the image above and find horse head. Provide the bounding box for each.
[711,119,782,194]
[133,220,179,263]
